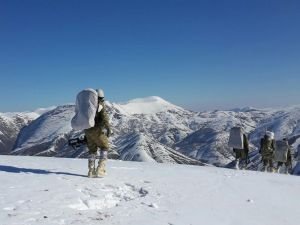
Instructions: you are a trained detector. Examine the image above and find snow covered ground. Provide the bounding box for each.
[0,156,299,225]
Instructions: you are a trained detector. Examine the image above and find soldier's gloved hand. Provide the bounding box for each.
[106,128,111,138]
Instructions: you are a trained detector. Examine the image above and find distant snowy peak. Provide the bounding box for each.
[0,106,56,121]
[229,106,260,112]
[109,96,184,115]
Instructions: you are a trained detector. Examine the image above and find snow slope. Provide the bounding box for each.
[109,96,184,115]
[9,97,300,172]
[0,107,55,155]
[0,156,299,225]
[0,112,41,155]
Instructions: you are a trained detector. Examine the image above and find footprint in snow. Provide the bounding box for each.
[69,184,149,211]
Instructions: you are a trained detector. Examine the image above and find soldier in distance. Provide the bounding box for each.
[259,131,276,172]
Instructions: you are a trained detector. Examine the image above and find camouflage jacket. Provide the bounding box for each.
[260,136,275,157]
[94,100,110,132]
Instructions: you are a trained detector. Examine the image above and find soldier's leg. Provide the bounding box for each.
[284,162,290,174]
[262,159,268,172]
[269,159,275,172]
[86,137,98,178]
[277,162,283,173]
[234,149,241,170]
[96,150,108,177]
[96,134,110,177]
[88,153,97,178]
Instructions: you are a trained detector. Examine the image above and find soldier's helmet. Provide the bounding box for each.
[96,89,105,98]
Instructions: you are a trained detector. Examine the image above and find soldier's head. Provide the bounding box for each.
[96,89,105,102]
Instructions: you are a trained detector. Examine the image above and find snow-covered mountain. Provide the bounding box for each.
[0,111,42,155]
[0,107,55,155]
[0,156,300,225]
[5,97,300,172]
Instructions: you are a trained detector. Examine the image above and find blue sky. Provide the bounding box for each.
[0,0,299,112]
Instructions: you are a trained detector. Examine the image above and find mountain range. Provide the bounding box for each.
[1,96,299,174]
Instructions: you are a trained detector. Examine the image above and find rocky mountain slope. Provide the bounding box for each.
[5,97,300,172]
[0,111,44,154]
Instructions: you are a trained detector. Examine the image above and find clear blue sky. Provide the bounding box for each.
[0,0,299,112]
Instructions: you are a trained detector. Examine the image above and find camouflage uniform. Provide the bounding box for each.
[233,134,249,169]
[260,135,275,172]
[84,99,111,177]
[84,100,111,153]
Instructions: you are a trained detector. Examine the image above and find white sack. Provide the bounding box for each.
[71,89,98,130]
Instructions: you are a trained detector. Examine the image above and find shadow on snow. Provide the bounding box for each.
[0,165,86,177]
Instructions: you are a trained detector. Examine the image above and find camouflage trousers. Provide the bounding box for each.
[234,148,248,160]
[84,127,109,154]
[263,159,273,168]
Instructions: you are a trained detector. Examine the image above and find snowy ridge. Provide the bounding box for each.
[12,105,74,156]
[2,96,300,173]
[108,96,184,115]
[0,110,49,155]
[0,156,299,225]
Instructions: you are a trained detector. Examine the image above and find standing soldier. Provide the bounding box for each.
[229,127,250,170]
[233,134,249,169]
[85,89,111,178]
[274,138,292,174]
[259,131,275,172]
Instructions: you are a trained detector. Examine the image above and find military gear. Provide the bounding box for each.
[276,146,292,174]
[96,89,105,98]
[85,128,109,154]
[235,159,240,170]
[260,135,275,159]
[99,150,108,160]
[233,134,249,159]
[88,159,96,178]
[262,159,274,172]
[96,159,107,177]
[276,162,290,174]
[265,131,275,140]
[71,89,98,130]
[84,100,111,154]
[83,91,111,178]
[229,127,244,149]
[274,140,289,163]
[68,135,87,150]
[93,100,110,131]
[260,135,275,172]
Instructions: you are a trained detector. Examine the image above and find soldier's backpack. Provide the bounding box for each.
[274,140,289,162]
[71,89,98,131]
[228,127,244,149]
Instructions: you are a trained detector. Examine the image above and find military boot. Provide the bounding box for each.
[235,159,240,170]
[88,159,96,178]
[262,166,268,172]
[284,166,289,175]
[96,159,107,177]
[276,166,280,173]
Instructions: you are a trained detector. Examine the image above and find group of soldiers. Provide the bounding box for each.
[232,129,293,174]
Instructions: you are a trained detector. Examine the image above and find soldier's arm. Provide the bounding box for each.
[287,146,292,161]
[243,134,249,152]
[259,138,263,153]
[272,139,276,151]
[102,107,111,137]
